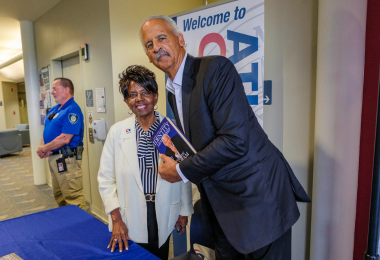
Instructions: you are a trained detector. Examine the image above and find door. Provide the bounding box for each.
[62,56,91,205]
[2,82,20,129]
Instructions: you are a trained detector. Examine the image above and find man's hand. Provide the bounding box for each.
[37,146,46,158]
[158,154,182,183]
[37,146,52,159]
[175,215,188,235]
[42,151,53,158]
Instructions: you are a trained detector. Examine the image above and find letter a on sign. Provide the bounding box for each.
[227,30,258,65]
[227,31,259,105]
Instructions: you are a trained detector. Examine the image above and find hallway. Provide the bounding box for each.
[0,147,57,221]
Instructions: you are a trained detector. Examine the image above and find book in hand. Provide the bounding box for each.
[151,117,196,163]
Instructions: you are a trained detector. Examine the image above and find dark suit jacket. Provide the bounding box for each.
[168,54,310,254]
[164,134,192,162]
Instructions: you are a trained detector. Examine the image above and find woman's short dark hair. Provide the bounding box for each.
[118,65,158,99]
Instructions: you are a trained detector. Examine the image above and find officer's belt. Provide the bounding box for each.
[51,149,78,156]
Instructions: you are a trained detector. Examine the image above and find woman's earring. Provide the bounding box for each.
[154,104,158,111]
[128,108,133,115]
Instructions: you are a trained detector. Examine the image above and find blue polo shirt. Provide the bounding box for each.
[43,97,84,152]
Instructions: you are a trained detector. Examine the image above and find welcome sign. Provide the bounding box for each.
[174,0,264,125]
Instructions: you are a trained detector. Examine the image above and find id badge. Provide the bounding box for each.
[76,146,83,160]
[56,158,67,173]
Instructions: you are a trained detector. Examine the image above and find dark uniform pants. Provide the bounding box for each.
[48,154,86,210]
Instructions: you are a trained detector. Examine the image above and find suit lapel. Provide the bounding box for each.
[168,92,184,134]
[118,117,144,193]
[181,55,195,140]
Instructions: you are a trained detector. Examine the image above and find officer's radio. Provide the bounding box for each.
[76,146,83,160]
[48,112,56,120]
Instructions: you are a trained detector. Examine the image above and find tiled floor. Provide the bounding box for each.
[0,147,58,221]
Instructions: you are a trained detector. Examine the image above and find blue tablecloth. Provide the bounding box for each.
[0,206,159,259]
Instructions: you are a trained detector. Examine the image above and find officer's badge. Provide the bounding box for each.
[68,113,79,124]
[53,113,59,119]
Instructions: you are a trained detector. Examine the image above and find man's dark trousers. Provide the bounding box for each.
[207,194,291,260]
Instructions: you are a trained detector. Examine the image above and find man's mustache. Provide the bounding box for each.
[155,49,171,62]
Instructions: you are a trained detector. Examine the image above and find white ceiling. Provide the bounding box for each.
[0,59,25,82]
[0,0,62,82]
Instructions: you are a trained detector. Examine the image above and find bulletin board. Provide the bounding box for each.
[38,66,52,125]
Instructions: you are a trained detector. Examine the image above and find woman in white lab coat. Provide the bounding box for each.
[98,65,193,259]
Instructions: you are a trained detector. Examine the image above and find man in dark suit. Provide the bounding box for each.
[140,15,310,260]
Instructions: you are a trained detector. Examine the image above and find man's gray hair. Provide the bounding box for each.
[139,15,181,51]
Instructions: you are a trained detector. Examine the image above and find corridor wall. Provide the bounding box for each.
[109,0,207,123]
[264,0,318,259]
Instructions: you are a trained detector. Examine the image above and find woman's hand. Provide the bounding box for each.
[174,215,188,235]
[108,208,131,252]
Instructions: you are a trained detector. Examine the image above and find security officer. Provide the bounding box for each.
[37,78,85,210]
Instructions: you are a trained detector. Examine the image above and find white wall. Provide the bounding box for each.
[310,1,367,259]
[34,0,115,219]
[266,0,318,259]
[109,0,206,123]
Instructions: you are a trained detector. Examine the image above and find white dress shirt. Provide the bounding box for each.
[166,53,189,183]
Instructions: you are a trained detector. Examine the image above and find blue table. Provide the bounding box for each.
[0,206,159,259]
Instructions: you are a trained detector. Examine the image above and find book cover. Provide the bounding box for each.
[151,117,196,163]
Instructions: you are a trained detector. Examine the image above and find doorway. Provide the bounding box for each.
[61,56,92,206]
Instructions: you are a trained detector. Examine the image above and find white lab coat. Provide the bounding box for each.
[98,113,193,247]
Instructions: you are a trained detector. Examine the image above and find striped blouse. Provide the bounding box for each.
[135,112,160,194]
